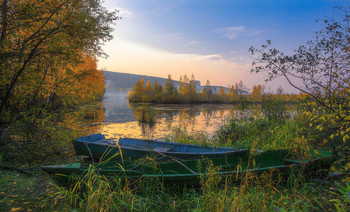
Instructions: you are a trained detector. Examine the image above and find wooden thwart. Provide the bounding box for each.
[152,147,172,152]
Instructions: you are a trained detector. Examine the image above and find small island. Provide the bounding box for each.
[128,74,303,104]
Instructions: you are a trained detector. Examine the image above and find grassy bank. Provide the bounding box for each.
[39,159,350,211]
[1,103,349,211]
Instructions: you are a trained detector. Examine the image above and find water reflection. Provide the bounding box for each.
[64,101,106,135]
[130,104,157,138]
[94,92,239,140]
[80,92,294,141]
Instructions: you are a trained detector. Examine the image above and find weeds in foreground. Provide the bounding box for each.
[330,182,350,211]
[44,166,135,211]
[43,162,347,211]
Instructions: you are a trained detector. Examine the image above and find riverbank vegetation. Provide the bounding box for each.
[0,1,118,209]
[128,74,303,104]
[0,0,118,161]
[27,108,349,211]
[249,6,350,150]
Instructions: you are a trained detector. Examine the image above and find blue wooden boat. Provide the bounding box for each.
[72,133,247,160]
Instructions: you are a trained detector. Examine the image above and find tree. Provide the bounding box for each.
[178,74,197,102]
[228,85,236,96]
[219,87,225,96]
[153,81,162,96]
[252,84,262,96]
[133,80,142,99]
[178,76,185,95]
[249,6,350,143]
[179,74,190,96]
[234,80,249,95]
[0,0,118,115]
[164,75,175,96]
[144,80,152,96]
[189,74,197,100]
[276,86,284,95]
[204,80,213,95]
[140,77,145,94]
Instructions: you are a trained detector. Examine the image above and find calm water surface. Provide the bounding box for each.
[86,92,244,140]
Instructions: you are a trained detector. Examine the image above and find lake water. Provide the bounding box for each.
[86,92,246,140]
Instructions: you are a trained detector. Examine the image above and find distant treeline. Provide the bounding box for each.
[128,75,305,104]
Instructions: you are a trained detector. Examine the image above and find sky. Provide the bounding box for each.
[98,0,347,93]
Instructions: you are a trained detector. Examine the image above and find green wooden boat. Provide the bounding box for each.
[42,149,336,187]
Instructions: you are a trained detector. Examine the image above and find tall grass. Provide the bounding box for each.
[213,105,309,151]
[44,166,134,211]
[42,102,348,211]
[43,161,345,211]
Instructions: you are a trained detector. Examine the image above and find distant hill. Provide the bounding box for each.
[102,71,242,95]
[103,71,180,91]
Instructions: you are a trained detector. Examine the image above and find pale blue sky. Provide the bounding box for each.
[99,0,347,92]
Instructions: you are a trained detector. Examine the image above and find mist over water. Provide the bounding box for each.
[103,91,134,123]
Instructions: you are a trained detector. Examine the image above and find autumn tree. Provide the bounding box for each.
[252,84,262,96]
[219,87,225,96]
[0,0,118,116]
[250,6,350,144]
[144,80,152,96]
[164,75,175,96]
[133,80,142,100]
[189,74,197,100]
[140,77,145,94]
[57,55,105,105]
[143,80,153,102]
[228,85,236,96]
[178,74,197,102]
[153,81,162,97]
[179,74,189,96]
[178,76,185,95]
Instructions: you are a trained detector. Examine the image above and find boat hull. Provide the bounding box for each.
[42,149,336,187]
[72,134,247,160]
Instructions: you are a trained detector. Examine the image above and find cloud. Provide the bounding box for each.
[98,38,299,92]
[247,30,264,36]
[155,33,183,39]
[214,26,264,40]
[214,26,246,40]
[229,57,245,61]
[98,38,252,85]
[188,40,200,46]
[165,0,186,11]
[117,7,133,18]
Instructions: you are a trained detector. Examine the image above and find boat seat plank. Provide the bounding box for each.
[283,159,304,164]
[153,147,172,152]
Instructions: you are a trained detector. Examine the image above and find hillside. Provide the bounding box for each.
[102,71,234,94]
[103,71,179,91]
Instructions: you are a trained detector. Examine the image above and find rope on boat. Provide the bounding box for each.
[127,144,198,174]
[83,141,95,166]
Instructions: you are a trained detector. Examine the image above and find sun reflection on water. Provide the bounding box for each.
[85,92,251,141]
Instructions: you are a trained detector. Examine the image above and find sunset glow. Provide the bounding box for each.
[98,0,345,92]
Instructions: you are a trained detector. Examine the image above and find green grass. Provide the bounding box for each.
[39,163,349,211]
[1,102,349,211]
[0,169,49,211]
